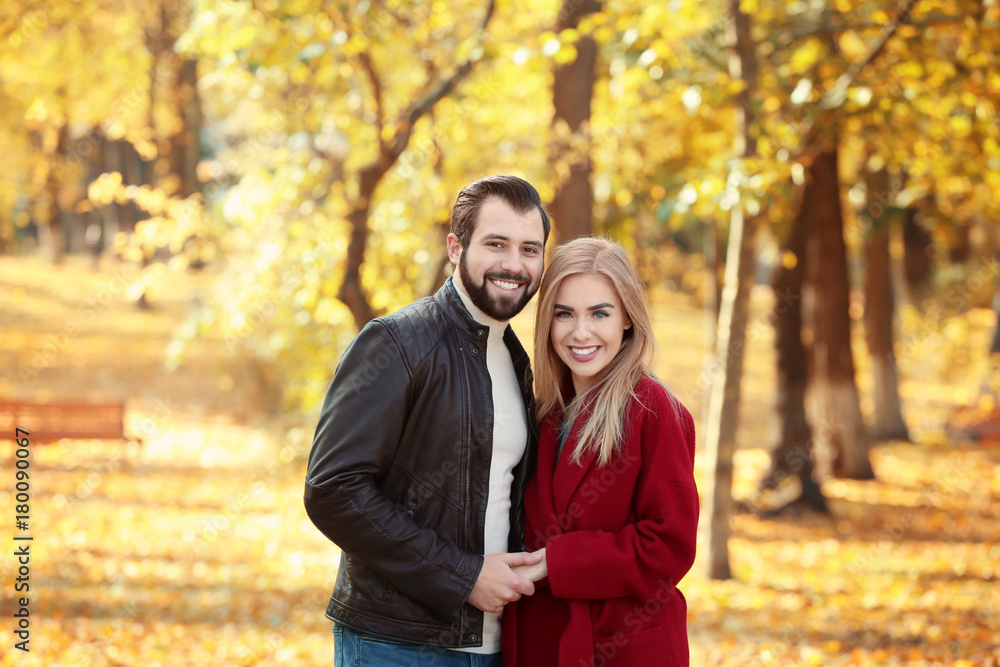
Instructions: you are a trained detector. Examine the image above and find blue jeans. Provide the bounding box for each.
[334,624,502,667]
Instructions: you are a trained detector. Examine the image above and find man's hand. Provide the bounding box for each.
[467,552,543,614]
[510,548,547,582]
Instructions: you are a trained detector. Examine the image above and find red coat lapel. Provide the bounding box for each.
[551,403,600,522]
[525,413,561,546]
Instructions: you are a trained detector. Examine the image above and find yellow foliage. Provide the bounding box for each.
[838,30,868,60]
[553,43,579,65]
[2,0,1000,418]
[789,38,826,75]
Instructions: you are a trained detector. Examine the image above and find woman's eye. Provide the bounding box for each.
[593,311,609,319]
[554,311,571,319]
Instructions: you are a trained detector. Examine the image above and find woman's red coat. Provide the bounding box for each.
[503,377,699,667]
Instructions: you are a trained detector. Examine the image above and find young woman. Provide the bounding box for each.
[503,237,699,667]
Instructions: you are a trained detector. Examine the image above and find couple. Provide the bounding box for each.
[304,175,699,667]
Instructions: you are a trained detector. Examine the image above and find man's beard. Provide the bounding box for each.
[459,253,537,321]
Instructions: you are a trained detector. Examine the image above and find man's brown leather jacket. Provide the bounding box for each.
[304,279,537,648]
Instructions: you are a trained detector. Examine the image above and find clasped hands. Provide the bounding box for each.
[466,548,547,614]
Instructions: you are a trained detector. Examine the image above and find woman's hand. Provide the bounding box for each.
[510,548,547,582]
[467,552,541,613]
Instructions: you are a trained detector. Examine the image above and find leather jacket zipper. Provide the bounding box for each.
[460,349,474,637]
[461,352,472,551]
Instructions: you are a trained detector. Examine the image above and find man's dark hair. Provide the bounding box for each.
[450,175,551,248]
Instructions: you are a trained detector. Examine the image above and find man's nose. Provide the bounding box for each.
[500,248,523,274]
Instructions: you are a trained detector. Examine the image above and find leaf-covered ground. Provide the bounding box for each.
[1,256,998,666]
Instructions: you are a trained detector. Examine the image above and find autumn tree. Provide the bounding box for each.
[143,0,202,200]
[0,0,205,271]
[703,0,760,580]
[8,0,997,433]
[861,161,910,441]
[757,193,827,512]
[837,0,1000,444]
[802,139,876,479]
[548,0,601,240]
[706,0,1000,528]
[749,0,934,481]
[160,0,560,410]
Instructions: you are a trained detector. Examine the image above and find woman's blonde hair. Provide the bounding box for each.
[534,236,658,466]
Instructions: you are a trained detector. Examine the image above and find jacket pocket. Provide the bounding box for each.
[392,460,463,512]
[593,625,674,666]
[378,577,397,603]
[344,553,396,604]
[394,499,418,519]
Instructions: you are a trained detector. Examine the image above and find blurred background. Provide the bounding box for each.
[1,0,999,665]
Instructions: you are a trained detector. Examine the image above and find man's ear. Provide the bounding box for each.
[446,233,463,266]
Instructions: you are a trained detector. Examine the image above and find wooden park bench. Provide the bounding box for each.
[0,399,138,444]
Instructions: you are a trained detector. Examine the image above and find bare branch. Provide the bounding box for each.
[358,51,387,157]
[386,0,496,160]
[822,0,921,109]
[338,0,498,329]
[379,0,413,29]
[787,0,922,160]
[751,11,966,51]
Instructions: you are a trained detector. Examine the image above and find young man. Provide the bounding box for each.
[304,175,550,666]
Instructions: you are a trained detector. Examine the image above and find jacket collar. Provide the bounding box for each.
[435,277,534,399]
[436,277,490,340]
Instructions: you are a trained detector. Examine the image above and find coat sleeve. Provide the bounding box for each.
[544,386,699,602]
[303,319,483,618]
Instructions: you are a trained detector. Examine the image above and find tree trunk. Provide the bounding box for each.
[865,231,909,440]
[98,136,120,251]
[985,252,1000,356]
[949,222,971,265]
[119,139,143,234]
[902,207,933,290]
[982,255,1000,404]
[703,0,759,581]
[549,0,600,241]
[863,167,909,441]
[701,216,722,427]
[339,163,382,327]
[38,190,66,264]
[804,143,874,480]
[39,123,70,264]
[704,216,723,338]
[169,57,201,198]
[83,134,108,267]
[758,186,827,512]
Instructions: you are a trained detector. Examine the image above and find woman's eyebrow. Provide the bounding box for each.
[553,302,615,310]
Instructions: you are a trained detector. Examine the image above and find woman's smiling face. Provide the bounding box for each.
[550,272,631,394]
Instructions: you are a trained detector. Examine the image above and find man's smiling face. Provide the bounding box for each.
[448,198,545,322]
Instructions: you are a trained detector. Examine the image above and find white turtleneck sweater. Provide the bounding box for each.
[452,284,528,655]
